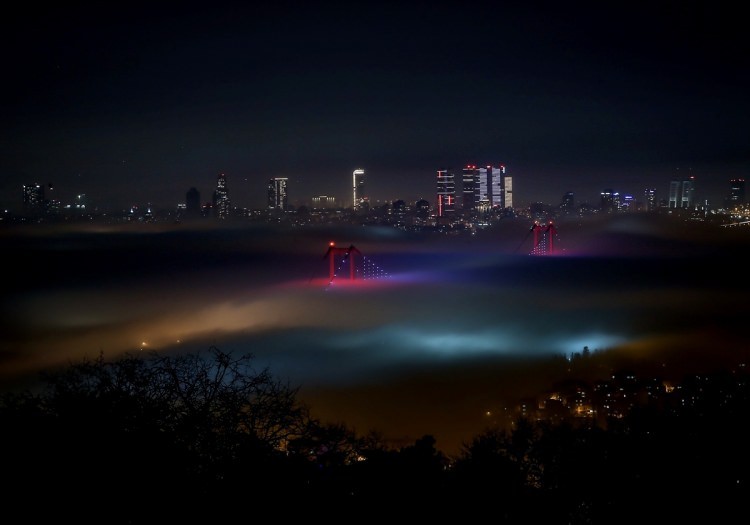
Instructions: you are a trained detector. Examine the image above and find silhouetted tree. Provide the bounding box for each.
[0,347,317,522]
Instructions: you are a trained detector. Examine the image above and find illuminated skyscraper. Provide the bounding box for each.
[267,177,288,210]
[463,165,510,212]
[479,165,507,208]
[503,169,513,209]
[462,165,478,212]
[352,169,367,210]
[213,173,231,218]
[668,176,695,209]
[436,169,455,217]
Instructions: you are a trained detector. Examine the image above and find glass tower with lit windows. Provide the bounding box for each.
[267,177,288,210]
[352,169,366,210]
[436,169,455,217]
[462,165,478,212]
[462,164,510,212]
[213,173,231,218]
[668,177,695,209]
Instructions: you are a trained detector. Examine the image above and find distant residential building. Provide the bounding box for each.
[644,188,657,212]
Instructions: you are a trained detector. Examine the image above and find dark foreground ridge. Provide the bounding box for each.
[2,346,748,523]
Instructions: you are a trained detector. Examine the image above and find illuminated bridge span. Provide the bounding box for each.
[323,242,390,286]
[524,221,558,255]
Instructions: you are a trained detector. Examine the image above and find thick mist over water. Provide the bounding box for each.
[3,214,749,453]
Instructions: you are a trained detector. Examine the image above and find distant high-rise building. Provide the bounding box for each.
[668,181,679,208]
[352,169,367,210]
[414,198,430,220]
[436,169,455,217]
[22,183,44,216]
[560,191,575,215]
[620,193,635,211]
[668,176,695,209]
[45,183,60,215]
[462,165,478,212]
[268,177,288,210]
[727,178,746,206]
[503,169,513,209]
[186,187,201,218]
[461,165,510,213]
[213,173,231,218]
[644,188,657,212]
[480,165,504,209]
[600,189,618,213]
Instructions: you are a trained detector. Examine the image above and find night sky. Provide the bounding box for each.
[2,1,748,212]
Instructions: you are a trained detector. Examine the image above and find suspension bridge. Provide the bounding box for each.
[529,220,558,255]
[321,241,391,288]
[320,223,559,287]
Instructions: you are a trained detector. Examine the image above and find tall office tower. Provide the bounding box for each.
[352,168,366,210]
[728,178,746,206]
[436,169,455,217]
[267,177,289,210]
[668,181,679,208]
[668,176,696,209]
[681,176,695,208]
[213,173,231,218]
[462,165,478,211]
[644,188,657,211]
[462,164,510,211]
[503,168,512,209]
[186,187,201,218]
[476,165,506,210]
[22,182,44,215]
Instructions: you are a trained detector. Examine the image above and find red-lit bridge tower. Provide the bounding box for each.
[530,221,557,255]
[323,242,361,282]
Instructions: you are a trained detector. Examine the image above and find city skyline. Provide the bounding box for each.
[11,164,745,218]
[2,2,748,213]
